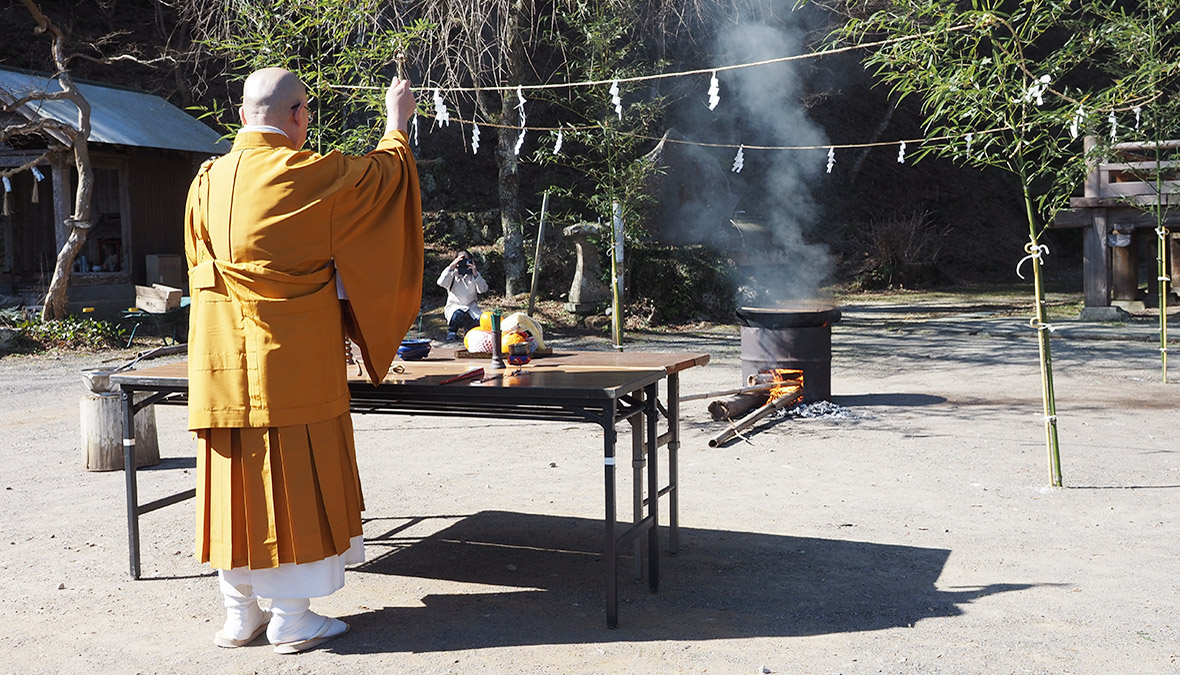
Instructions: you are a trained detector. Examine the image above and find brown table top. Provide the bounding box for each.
[111,348,707,398]
[425,347,709,374]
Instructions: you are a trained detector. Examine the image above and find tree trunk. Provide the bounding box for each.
[18,0,95,320]
[43,224,88,317]
[41,139,94,320]
[492,0,531,298]
[495,104,526,297]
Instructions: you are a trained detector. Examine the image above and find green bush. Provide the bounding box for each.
[851,209,946,290]
[626,244,736,326]
[0,309,126,354]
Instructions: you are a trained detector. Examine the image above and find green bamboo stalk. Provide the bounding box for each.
[1159,224,1169,383]
[1154,145,1170,383]
[610,253,623,349]
[1023,187,1063,487]
[610,200,624,351]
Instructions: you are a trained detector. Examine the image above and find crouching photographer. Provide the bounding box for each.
[437,249,489,341]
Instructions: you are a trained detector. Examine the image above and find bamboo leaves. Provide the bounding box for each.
[195,0,431,156]
[825,0,1180,483]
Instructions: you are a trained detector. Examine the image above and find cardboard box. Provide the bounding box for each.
[135,284,182,314]
[145,254,184,288]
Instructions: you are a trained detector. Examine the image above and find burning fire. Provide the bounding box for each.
[766,368,804,402]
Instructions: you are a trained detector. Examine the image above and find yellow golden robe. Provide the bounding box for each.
[184,129,423,570]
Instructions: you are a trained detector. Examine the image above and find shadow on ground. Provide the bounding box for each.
[335,510,1037,653]
[831,393,946,407]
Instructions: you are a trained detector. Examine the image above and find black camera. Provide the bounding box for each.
[457,260,473,275]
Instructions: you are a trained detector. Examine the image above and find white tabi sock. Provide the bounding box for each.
[267,598,331,644]
[217,568,269,642]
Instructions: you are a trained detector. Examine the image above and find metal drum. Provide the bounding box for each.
[736,304,841,403]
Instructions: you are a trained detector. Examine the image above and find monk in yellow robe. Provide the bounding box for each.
[184,67,422,654]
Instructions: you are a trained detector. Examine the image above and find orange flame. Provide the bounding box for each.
[767,368,804,402]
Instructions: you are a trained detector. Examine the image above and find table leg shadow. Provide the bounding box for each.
[337,510,1043,652]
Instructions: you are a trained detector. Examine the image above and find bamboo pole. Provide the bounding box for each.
[1157,222,1170,384]
[682,381,781,402]
[708,391,803,448]
[1153,146,1170,384]
[610,201,624,351]
[527,191,550,317]
[1023,186,1063,487]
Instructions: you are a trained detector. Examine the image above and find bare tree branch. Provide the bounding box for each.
[1,87,77,113]
[0,117,79,144]
[0,151,55,179]
[72,52,180,67]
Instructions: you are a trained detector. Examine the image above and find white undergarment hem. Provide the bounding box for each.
[229,535,364,599]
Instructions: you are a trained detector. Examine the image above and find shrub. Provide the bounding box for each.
[0,309,126,354]
[852,209,946,290]
[626,244,736,326]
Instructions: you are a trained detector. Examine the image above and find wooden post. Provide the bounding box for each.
[80,393,159,471]
[50,152,70,253]
[1084,208,1112,308]
[1082,136,1113,308]
[1083,136,1101,199]
[1111,229,1139,301]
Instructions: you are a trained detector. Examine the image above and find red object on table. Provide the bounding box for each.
[438,367,484,385]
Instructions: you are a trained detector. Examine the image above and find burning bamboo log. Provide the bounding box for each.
[747,369,802,387]
[707,392,769,421]
[708,388,803,447]
[708,368,805,447]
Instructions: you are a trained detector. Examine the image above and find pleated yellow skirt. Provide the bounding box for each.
[194,412,365,570]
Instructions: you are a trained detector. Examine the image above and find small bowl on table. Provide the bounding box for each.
[397,338,432,361]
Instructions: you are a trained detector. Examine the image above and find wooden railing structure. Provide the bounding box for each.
[1052,136,1180,314]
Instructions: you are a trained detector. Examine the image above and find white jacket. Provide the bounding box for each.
[437,266,488,319]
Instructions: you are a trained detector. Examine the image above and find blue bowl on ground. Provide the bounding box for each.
[397,338,432,360]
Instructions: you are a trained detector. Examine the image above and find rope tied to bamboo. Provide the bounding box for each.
[1029,317,1057,333]
[1015,241,1049,280]
[1044,415,1057,424]
[1155,227,1173,282]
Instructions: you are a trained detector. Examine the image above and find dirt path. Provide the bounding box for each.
[1,299,1177,674]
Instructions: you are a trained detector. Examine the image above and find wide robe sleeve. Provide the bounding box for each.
[330,129,424,384]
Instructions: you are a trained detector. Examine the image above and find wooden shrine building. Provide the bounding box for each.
[0,66,227,314]
[1053,136,1180,319]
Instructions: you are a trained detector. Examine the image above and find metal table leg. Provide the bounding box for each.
[121,387,141,579]
[631,388,644,582]
[645,382,659,592]
[667,372,680,554]
[603,399,618,629]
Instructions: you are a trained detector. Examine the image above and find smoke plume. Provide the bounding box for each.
[660,15,834,307]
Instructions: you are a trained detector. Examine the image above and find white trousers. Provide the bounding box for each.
[218,534,364,600]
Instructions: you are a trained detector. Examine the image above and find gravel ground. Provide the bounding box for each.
[0,297,1177,674]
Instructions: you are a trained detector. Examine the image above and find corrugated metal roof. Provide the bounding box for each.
[0,67,229,155]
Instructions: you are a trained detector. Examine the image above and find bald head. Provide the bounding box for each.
[240,68,305,123]
[238,68,309,146]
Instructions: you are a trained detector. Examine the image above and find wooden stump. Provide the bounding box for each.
[80,393,160,471]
